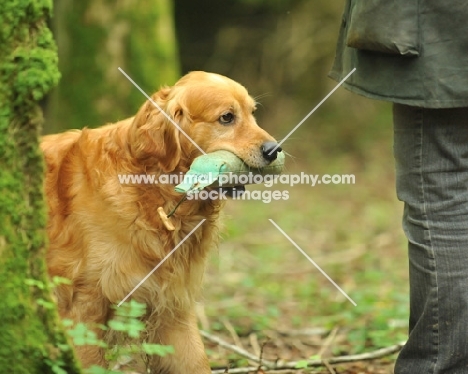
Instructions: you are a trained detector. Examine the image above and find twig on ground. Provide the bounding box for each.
[209,342,404,374]
[201,329,276,367]
[249,332,262,358]
[222,317,245,350]
[277,328,328,337]
[323,359,336,374]
[317,327,339,358]
[319,328,339,374]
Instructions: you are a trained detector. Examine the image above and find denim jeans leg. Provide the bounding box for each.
[393,104,468,374]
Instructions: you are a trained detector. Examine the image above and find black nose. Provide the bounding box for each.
[261,141,282,162]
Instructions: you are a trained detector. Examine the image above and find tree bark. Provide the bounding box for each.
[0,2,81,373]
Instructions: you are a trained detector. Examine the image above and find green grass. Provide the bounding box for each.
[202,102,409,368]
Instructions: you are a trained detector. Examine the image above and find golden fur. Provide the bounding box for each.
[41,71,279,373]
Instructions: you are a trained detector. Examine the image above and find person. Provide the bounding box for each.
[329,1,468,373]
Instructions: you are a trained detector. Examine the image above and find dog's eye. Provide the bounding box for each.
[219,112,235,125]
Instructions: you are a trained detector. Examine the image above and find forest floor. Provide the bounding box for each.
[196,141,408,374]
[114,106,408,374]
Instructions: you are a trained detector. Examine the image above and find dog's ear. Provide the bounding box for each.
[130,87,184,172]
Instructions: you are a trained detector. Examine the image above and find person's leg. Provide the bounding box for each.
[393,104,468,374]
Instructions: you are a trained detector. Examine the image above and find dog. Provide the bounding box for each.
[41,71,282,373]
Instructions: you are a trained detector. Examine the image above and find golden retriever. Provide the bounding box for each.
[41,71,282,373]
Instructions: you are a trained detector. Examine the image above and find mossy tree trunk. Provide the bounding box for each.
[46,0,180,133]
[0,2,81,373]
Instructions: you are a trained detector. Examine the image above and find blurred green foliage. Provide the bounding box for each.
[63,300,175,374]
[41,0,405,368]
[46,0,180,133]
[173,0,391,169]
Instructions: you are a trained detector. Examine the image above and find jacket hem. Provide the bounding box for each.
[328,71,468,109]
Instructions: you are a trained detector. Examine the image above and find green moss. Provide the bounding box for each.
[0,0,80,373]
[0,1,179,370]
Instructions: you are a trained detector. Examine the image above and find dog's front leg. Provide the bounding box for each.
[147,310,210,374]
[56,285,109,369]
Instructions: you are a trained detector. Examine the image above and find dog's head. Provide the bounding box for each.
[130,71,282,172]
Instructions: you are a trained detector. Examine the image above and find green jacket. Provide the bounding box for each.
[330,0,468,108]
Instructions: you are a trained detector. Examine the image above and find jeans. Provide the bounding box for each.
[393,104,468,374]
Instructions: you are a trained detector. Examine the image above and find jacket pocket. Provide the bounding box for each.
[346,0,420,57]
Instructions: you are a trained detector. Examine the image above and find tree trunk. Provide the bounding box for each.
[0,2,81,373]
[46,0,180,133]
